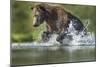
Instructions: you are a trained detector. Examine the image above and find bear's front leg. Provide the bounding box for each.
[56,32,73,44]
[56,33,66,43]
[41,31,52,42]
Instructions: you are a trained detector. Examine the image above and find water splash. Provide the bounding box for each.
[62,20,95,46]
[37,20,95,46]
[62,32,95,46]
[33,34,60,46]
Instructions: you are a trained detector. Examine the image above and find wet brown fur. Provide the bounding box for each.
[31,3,71,34]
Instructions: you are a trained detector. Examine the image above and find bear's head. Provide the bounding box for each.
[31,3,51,27]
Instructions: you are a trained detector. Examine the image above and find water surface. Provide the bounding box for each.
[11,45,96,66]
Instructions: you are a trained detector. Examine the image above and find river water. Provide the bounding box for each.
[11,22,96,66]
[11,45,95,66]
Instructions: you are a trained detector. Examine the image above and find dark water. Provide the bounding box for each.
[11,45,96,66]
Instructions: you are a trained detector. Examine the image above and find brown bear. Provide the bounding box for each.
[31,3,86,43]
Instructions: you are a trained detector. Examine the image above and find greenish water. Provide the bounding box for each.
[11,46,96,66]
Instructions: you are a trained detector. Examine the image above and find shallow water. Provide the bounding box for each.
[11,45,96,66]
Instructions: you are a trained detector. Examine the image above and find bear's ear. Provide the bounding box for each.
[38,4,50,12]
[38,5,46,11]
